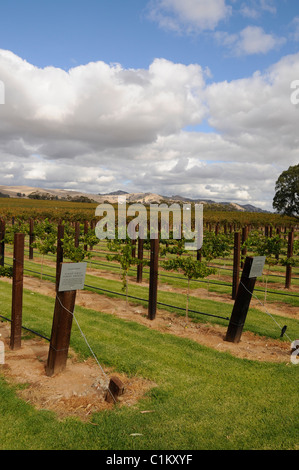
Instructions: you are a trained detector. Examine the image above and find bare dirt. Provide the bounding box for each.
[0,321,155,422]
[0,271,295,422]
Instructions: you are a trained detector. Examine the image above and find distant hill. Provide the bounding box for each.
[0,185,270,213]
[99,190,129,196]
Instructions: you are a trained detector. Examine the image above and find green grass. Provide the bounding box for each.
[0,280,298,450]
[3,252,299,341]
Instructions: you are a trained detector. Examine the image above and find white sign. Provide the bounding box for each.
[58,262,87,292]
[248,256,266,278]
[0,340,4,365]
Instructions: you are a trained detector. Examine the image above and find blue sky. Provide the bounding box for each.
[0,0,298,209]
[0,0,297,79]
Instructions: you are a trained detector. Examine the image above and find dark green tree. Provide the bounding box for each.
[273,164,299,217]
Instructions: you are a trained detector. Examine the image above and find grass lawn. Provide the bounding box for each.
[3,252,299,341]
[0,280,298,450]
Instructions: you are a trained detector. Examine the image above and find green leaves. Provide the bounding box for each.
[31,219,57,256]
[162,256,216,281]
[200,232,231,262]
[273,164,299,217]
[0,266,13,278]
[4,220,29,244]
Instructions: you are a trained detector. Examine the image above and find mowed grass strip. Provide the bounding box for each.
[0,280,298,450]
[3,254,299,341]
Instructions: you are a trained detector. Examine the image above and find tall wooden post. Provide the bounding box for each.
[84,220,88,252]
[241,225,248,268]
[226,257,257,344]
[75,221,80,248]
[131,239,136,258]
[46,287,77,376]
[232,232,241,300]
[285,229,294,289]
[10,233,25,350]
[137,238,144,283]
[29,218,34,260]
[0,219,5,267]
[56,225,64,292]
[148,238,159,320]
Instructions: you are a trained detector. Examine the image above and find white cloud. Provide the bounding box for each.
[240,0,277,18]
[215,26,286,56]
[0,50,207,149]
[290,17,299,42]
[0,49,299,209]
[147,0,232,33]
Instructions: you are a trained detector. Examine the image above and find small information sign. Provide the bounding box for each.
[248,256,266,279]
[58,262,87,292]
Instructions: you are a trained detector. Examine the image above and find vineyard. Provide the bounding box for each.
[0,201,298,450]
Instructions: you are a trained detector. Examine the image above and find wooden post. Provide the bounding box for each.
[75,221,80,248]
[285,229,294,289]
[0,219,5,267]
[131,239,136,258]
[275,227,281,261]
[232,232,241,300]
[10,233,25,350]
[56,225,64,292]
[241,225,248,268]
[197,248,202,261]
[137,238,144,283]
[29,218,34,260]
[226,257,257,343]
[148,238,159,320]
[105,376,125,403]
[84,220,88,252]
[46,287,77,376]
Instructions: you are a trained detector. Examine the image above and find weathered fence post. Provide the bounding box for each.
[241,225,248,268]
[84,220,88,252]
[285,229,294,289]
[45,286,77,376]
[10,233,25,350]
[137,237,144,283]
[148,238,159,320]
[29,218,34,260]
[226,256,259,344]
[232,232,241,300]
[46,261,86,377]
[0,219,5,267]
[74,221,80,248]
[56,225,64,292]
[131,239,136,258]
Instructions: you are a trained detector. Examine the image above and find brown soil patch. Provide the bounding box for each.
[0,322,155,422]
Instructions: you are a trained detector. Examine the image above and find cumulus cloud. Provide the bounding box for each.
[0,51,206,150]
[0,49,298,209]
[147,0,232,33]
[215,25,286,56]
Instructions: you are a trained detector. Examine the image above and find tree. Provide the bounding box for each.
[273,164,299,217]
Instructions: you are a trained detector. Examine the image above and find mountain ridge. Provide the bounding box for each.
[0,185,270,213]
